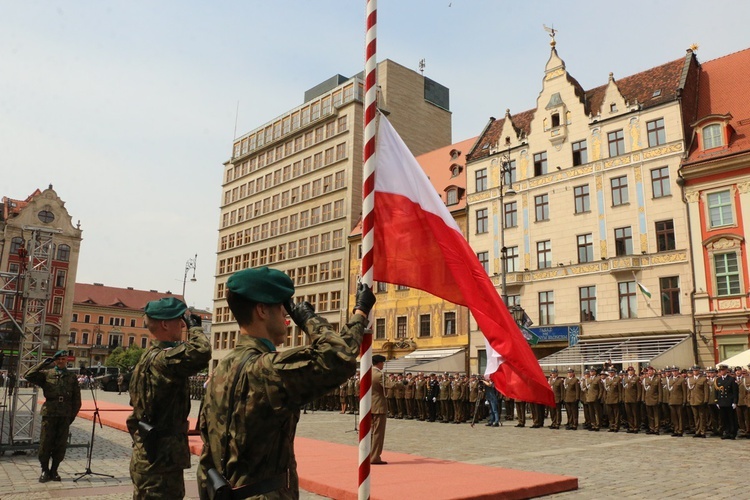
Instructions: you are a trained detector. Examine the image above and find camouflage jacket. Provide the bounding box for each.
[198,313,366,499]
[126,328,210,473]
[24,361,81,418]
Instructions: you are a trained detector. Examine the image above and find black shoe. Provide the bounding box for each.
[493,423,499,427]
[515,424,525,427]
[39,471,50,483]
[50,471,61,481]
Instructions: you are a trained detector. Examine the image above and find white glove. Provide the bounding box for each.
[732,404,737,410]
[717,404,720,409]
[432,397,436,403]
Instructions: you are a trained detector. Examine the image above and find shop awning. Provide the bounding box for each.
[383,348,465,374]
[537,334,692,371]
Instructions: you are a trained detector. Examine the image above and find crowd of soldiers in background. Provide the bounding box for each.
[189,374,208,400]
[303,364,750,439]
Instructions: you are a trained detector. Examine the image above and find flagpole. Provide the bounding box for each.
[358,1,377,499]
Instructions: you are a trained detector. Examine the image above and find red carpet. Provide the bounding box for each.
[78,399,577,499]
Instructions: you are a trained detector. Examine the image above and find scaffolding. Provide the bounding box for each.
[0,226,58,449]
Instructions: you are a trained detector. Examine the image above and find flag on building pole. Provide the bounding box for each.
[372,114,554,407]
[633,272,652,299]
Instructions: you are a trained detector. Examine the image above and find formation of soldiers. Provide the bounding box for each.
[305,364,750,439]
[188,374,208,401]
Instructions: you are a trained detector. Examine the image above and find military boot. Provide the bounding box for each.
[49,460,62,481]
[39,462,50,483]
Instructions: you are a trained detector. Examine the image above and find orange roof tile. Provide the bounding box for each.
[74,283,183,311]
[349,136,477,237]
[684,47,750,164]
[469,55,688,162]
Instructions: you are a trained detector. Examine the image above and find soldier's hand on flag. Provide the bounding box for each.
[353,283,376,316]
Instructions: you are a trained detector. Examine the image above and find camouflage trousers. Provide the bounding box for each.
[39,416,71,465]
[130,463,185,499]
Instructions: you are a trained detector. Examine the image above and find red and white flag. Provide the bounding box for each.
[372,115,554,407]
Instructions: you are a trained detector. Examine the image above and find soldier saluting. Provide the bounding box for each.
[24,350,81,482]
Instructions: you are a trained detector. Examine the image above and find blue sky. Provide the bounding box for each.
[1,1,748,310]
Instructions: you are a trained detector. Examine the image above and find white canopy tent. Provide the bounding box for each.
[718,348,750,368]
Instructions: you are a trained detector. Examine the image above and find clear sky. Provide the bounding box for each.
[1,1,748,311]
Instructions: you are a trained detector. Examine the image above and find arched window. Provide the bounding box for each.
[9,237,24,255]
[57,244,70,262]
[702,124,723,150]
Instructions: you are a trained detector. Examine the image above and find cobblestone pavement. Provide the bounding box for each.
[2,389,747,498]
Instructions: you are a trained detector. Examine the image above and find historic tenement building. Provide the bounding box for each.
[465,40,703,373]
[680,48,750,364]
[0,186,82,365]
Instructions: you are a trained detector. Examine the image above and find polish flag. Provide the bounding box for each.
[372,115,554,407]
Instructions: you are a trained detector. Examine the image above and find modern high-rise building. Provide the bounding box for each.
[465,40,703,374]
[211,60,452,369]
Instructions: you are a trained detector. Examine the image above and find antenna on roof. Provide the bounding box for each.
[543,24,558,46]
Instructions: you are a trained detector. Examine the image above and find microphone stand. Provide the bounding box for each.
[74,384,114,481]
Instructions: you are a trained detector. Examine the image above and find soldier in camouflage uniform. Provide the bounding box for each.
[127,297,211,499]
[24,350,81,482]
[197,267,375,499]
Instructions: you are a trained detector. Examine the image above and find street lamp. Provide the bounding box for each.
[510,304,526,325]
[182,254,197,302]
[491,148,516,307]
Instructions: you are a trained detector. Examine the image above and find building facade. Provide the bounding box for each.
[211,60,452,370]
[0,186,82,367]
[68,283,208,368]
[465,41,702,374]
[680,48,750,363]
[348,137,475,371]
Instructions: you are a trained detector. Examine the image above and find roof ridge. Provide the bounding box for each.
[701,46,750,66]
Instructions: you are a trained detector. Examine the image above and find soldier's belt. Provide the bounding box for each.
[208,470,288,500]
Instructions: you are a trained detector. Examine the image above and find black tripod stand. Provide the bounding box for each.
[74,385,114,481]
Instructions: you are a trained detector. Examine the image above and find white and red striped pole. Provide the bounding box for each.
[358,1,377,499]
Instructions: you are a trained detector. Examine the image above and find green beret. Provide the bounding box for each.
[54,350,67,358]
[144,297,187,320]
[227,267,294,303]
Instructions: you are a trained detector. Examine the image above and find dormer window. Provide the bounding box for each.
[551,113,560,128]
[702,123,723,150]
[449,164,463,177]
[446,188,458,206]
[610,103,618,113]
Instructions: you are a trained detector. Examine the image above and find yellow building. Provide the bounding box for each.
[348,137,476,372]
[466,41,702,374]
[212,60,452,371]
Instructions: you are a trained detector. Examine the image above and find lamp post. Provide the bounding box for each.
[182,254,197,303]
[491,150,516,307]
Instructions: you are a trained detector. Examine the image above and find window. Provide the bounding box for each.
[336,143,347,161]
[298,238,307,256]
[702,124,722,150]
[579,286,596,322]
[707,190,733,227]
[396,316,407,338]
[321,232,331,251]
[57,244,70,261]
[651,167,671,198]
[69,331,76,344]
[551,113,560,128]
[533,152,548,176]
[444,312,456,336]
[375,318,386,340]
[475,168,488,192]
[608,129,625,157]
[619,281,637,318]
[312,179,322,197]
[300,210,309,228]
[419,314,431,337]
[504,201,517,228]
[332,229,343,248]
[333,200,344,218]
[655,220,675,252]
[334,170,345,189]
[330,291,341,310]
[535,194,549,221]
[55,269,66,287]
[84,314,90,323]
[311,207,321,225]
[446,189,458,206]
[302,184,310,200]
[505,246,519,273]
[377,281,387,293]
[537,240,551,269]
[578,234,594,263]
[82,332,89,344]
[614,227,633,256]
[503,160,517,186]
[477,251,489,274]
[297,266,307,285]
[572,140,588,166]
[538,291,554,325]
[52,297,62,315]
[714,253,741,296]
[660,277,680,315]
[647,118,666,147]
[309,235,319,254]
[611,176,629,206]
[332,260,342,279]
[476,208,488,233]
[9,237,23,255]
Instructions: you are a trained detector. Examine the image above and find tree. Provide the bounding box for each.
[106,345,145,371]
